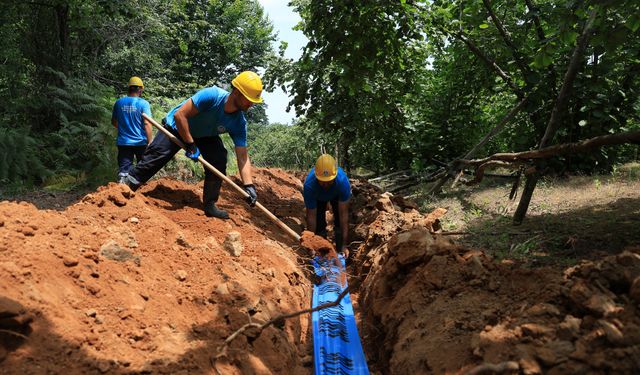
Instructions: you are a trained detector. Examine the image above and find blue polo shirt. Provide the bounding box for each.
[303,167,351,209]
[165,87,248,147]
[112,96,152,146]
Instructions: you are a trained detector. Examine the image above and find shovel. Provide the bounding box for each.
[142,113,301,242]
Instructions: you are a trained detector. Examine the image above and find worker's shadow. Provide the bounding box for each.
[142,184,202,211]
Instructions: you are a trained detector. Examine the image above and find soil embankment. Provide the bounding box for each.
[349,180,640,374]
[0,169,311,374]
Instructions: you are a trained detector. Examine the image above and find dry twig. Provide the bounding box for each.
[211,285,351,370]
[0,329,29,340]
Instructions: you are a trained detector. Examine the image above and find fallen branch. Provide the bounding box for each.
[0,329,29,340]
[389,181,420,193]
[368,169,411,183]
[466,161,525,185]
[456,130,640,168]
[464,361,519,375]
[212,285,351,364]
[429,94,531,193]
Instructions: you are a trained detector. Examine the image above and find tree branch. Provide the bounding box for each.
[0,329,29,340]
[539,7,598,148]
[456,130,640,168]
[467,160,524,184]
[524,0,546,42]
[482,0,531,77]
[462,94,531,160]
[213,285,351,360]
[453,31,523,96]
[429,93,530,193]
[22,1,56,8]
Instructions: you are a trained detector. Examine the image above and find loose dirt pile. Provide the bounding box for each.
[349,180,640,374]
[0,169,312,374]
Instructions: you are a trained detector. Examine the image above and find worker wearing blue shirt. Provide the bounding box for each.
[303,154,352,256]
[123,71,262,219]
[112,76,152,183]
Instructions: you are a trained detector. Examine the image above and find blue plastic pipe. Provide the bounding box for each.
[312,255,370,375]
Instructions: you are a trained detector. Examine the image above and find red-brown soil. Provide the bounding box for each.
[0,169,312,374]
[1,169,639,375]
[350,179,640,374]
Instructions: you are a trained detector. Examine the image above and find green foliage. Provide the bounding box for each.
[165,0,275,90]
[3,0,638,188]
[0,128,48,184]
[0,0,276,186]
[422,0,640,173]
[274,0,424,172]
[247,121,331,170]
[267,0,640,176]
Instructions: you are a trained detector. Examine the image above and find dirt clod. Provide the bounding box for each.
[300,230,336,257]
[223,231,243,257]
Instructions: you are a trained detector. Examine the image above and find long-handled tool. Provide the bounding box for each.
[142,113,301,241]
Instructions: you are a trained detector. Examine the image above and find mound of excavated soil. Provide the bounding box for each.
[349,180,640,374]
[0,168,312,374]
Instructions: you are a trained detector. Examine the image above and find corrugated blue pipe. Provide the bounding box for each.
[312,255,370,375]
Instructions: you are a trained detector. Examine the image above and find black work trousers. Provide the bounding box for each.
[128,125,227,206]
[117,145,146,176]
[315,199,343,250]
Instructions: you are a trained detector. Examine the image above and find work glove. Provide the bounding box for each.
[184,142,201,161]
[243,184,257,207]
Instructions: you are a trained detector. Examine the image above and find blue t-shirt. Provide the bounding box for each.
[112,96,152,146]
[165,87,248,147]
[303,167,351,209]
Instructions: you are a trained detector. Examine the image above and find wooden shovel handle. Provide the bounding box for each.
[142,113,301,241]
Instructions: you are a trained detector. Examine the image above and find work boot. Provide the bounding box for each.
[204,203,229,219]
[117,172,128,184]
[203,178,227,219]
[123,174,140,192]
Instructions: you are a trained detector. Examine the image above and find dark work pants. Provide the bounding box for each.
[199,136,227,206]
[315,198,342,250]
[128,125,227,207]
[117,145,146,176]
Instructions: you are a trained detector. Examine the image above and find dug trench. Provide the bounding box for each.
[1,168,639,374]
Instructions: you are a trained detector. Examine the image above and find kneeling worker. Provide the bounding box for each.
[123,71,262,219]
[303,154,351,256]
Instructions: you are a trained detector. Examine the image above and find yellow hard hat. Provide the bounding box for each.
[231,71,263,103]
[128,76,144,88]
[315,154,338,182]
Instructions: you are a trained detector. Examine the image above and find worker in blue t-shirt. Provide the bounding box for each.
[303,154,352,256]
[112,76,153,183]
[123,71,262,219]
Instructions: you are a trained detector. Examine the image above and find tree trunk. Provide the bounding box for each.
[513,173,539,225]
[340,132,351,173]
[55,4,70,72]
[512,8,598,225]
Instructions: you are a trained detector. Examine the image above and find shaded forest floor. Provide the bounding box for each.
[406,163,640,267]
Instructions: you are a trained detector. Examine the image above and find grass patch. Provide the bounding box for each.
[42,173,87,192]
[409,168,640,267]
[613,162,640,180]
